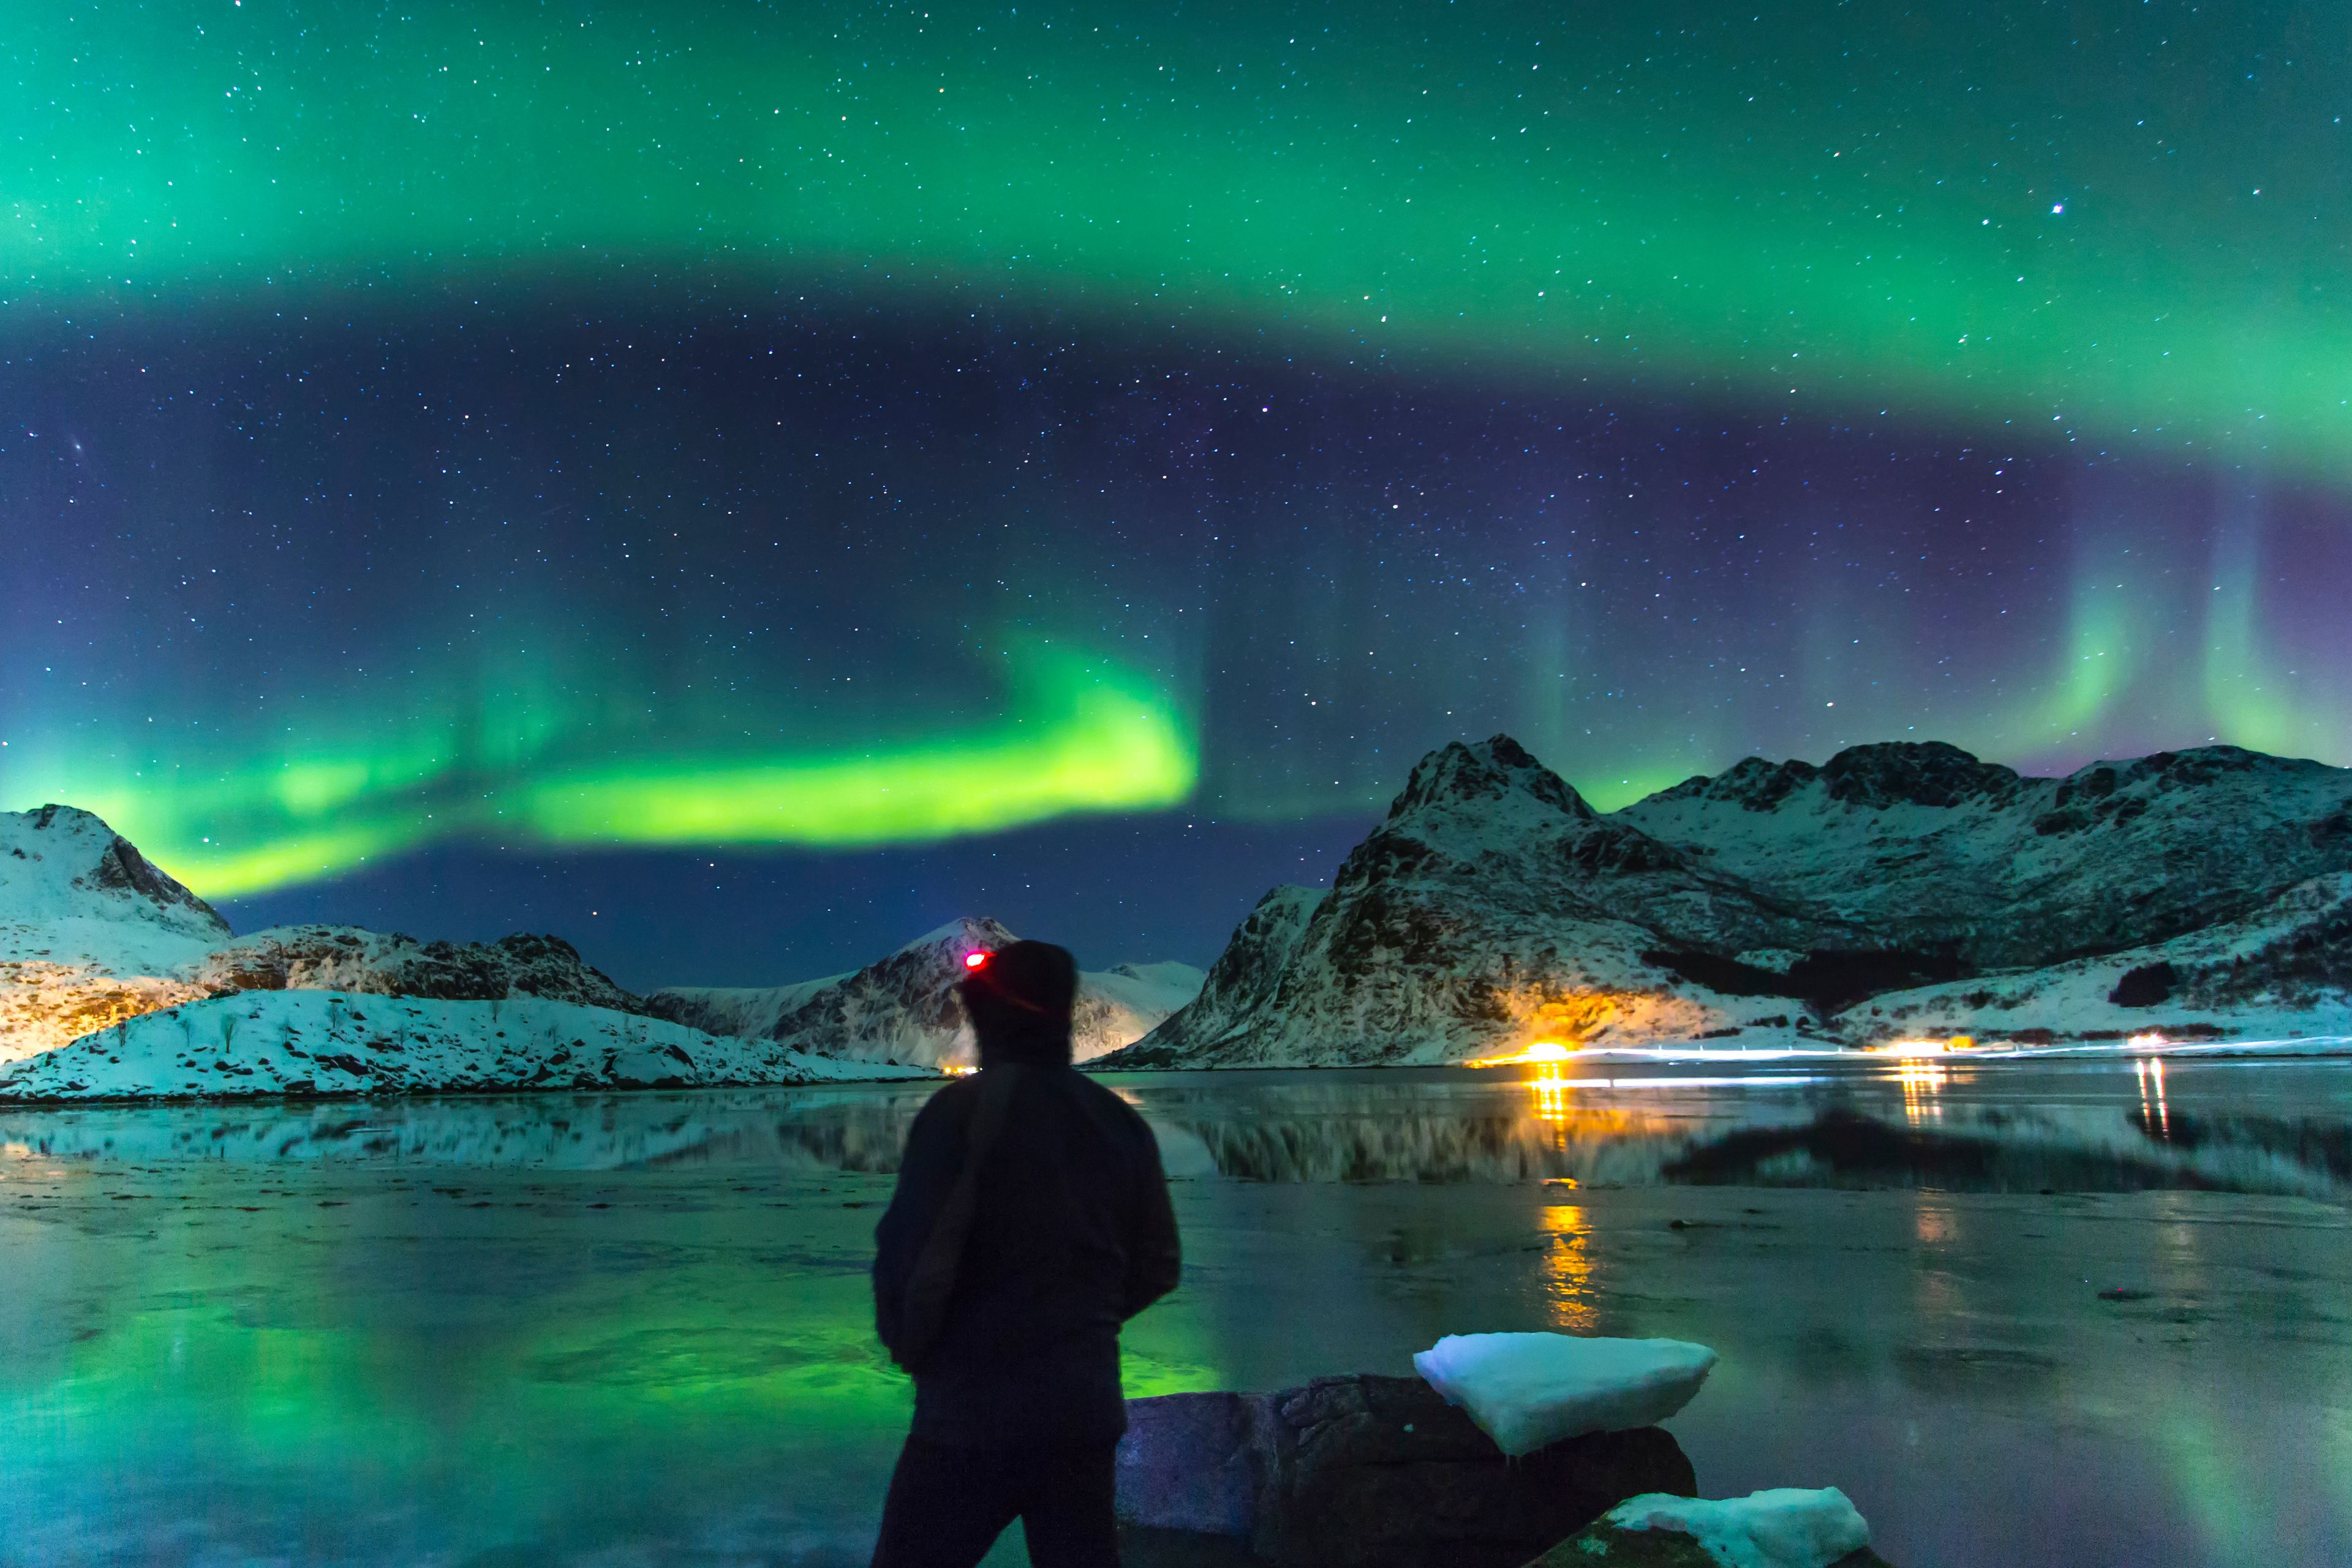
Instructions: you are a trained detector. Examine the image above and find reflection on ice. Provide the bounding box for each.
[1540,1202,1598,1333]
[5,1057,2348,1197]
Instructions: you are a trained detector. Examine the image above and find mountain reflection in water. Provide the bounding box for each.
[4,1057,2349,1197]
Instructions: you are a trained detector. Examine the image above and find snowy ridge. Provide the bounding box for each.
[0,990,936,1104]
[1617,741,2352,967]
[1103,734,2352,1068]
[651,919,1203,1068]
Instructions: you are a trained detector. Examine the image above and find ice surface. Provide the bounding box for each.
[1604,1487,1870,1568]
[1411,1331,1717,1457]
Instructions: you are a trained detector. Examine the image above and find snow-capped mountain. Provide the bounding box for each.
[2,804,1202,1096]
[2,805,235,1057]
[1102,735,2352,1067]
[0,804,662,1063]
[649,918,1204,1068]
[1613,741,2352,969]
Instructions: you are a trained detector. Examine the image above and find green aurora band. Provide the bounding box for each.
[13,647,1196,898]
[9,1,2352,899]
[7,1,2349,464]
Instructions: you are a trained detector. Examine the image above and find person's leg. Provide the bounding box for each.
[1014,1441,1122,1568]
[870,1436,1021,1568]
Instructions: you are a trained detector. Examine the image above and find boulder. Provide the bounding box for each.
[1117,1374,1696,1568]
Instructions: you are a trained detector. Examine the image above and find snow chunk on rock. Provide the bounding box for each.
[1602,1488,1871,1568]
[1411,1332,1716,1457]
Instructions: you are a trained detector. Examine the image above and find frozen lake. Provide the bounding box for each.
[4,1057,2350,1567]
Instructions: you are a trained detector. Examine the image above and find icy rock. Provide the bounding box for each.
[1413,1332,1717,1457]
[1115,1374,1695,1568]
[1531,1488,1884,1568]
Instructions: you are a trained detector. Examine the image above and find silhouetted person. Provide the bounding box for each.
[870,939,1183,1568]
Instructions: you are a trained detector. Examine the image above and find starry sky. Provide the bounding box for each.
[5,0,2351,986]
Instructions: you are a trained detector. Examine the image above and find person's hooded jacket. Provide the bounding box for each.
[871,940,1182,1448]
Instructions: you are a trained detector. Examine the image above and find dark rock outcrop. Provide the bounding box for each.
[191,925,650,1015]
[1115,1375,1695,1568]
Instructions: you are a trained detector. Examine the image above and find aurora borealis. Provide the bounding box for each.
[7,0,2352,981]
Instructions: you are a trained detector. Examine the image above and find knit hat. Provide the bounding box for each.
[959,938,1078,1021]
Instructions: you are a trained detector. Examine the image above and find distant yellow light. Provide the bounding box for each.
[1469,1040,1578,1068]
[1881,1036,1972,1059]
[2127,1031,2166,1049]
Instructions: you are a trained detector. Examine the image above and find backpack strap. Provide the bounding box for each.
[894,1062,1025,1368]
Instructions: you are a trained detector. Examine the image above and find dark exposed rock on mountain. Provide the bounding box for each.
[1101,735,2352,1066]
[195,926,650,1015]
[1115,1376,1695,1568]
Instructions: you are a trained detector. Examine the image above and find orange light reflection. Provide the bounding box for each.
[1540,1202,1597,1332]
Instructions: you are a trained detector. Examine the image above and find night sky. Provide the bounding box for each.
[6,1,2350,987]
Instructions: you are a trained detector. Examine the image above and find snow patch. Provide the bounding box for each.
[1412,1332,1717,1457]
[1604,1488,1870,1568]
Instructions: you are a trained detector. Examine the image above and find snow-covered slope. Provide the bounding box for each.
[0,990,935,1103]
[650,921,1204,1068]
[1073,960,1207,1060]
[1,806,230,1057]
[1104,735,2352,1068]
[1845,872,2352,1047]
[643,973,851,1042]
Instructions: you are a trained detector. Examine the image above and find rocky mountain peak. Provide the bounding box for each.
[1387,734,1594,823]
[1656,755,1822,812]
[1816,741,2024,809]
[1653,742,2025,814]
[4,804,230,940]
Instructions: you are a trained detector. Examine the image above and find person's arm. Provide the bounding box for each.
[872,1087,971,1363]
[1119,1118,1183,1320]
